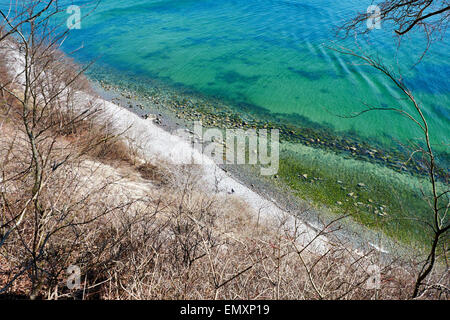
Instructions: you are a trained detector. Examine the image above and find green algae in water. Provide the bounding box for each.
[279,142,448,246]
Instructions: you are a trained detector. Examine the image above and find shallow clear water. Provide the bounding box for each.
[2,0,447,153]
[52,0,449,154]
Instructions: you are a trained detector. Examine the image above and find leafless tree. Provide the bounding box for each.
[339,0,449,63]
[340,0,449,38]
[326,44,449,299]
[0,0,118,298]
[336,0,449,299]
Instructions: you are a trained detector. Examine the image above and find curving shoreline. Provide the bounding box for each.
[89,73,417,259]
[85,67,447,254]
[3,41,337,256]
[86,66,449,182]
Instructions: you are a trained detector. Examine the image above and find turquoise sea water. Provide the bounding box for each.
[53,0,449,156]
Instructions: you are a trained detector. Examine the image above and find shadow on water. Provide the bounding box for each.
[215,70,261,85]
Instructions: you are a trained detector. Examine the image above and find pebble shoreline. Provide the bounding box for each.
[87,73,439,258]
[91,73,448,183]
